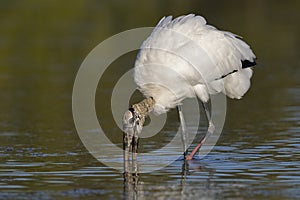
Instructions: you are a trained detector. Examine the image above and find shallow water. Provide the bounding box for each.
[0,1,300,199]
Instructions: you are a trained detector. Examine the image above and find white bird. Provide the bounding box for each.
[122,14,256,161]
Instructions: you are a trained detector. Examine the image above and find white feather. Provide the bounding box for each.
[134,14,256,114]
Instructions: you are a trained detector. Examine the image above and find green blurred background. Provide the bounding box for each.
[1,0,299,148]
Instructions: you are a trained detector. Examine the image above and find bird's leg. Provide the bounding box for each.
[203,101,215,134]
[186,101,215,160]
[178,105,188,157]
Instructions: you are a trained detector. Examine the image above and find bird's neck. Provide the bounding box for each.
[131,97,155,124]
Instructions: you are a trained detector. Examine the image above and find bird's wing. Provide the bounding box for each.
[136,14,255,84]
[186,23,256,82]
[134,14,256,112]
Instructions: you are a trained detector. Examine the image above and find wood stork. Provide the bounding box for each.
[122,14,256,161]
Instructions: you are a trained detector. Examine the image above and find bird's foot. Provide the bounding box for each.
[185,155,193,160]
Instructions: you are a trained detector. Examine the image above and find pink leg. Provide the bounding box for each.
[185,101,214,160]
[185,132,211,160]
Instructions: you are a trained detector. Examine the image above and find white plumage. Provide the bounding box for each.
[134,14,256,114]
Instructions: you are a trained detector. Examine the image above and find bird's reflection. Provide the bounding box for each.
[123,150,139,200]
[123,170,139,200]
[123,153,213,200]
[123,158,191,200]
[180,158,214,199]
[180,159,189,199]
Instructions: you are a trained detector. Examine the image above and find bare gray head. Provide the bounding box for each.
[122,97,155,154]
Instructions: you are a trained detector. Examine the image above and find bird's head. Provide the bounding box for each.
[122,107,144,140]
[122,97,155,151]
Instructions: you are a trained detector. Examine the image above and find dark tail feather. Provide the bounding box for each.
[215,59,257,80]
[241,60,256,68]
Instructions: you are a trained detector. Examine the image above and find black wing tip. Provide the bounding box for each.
[241,60,257,68]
